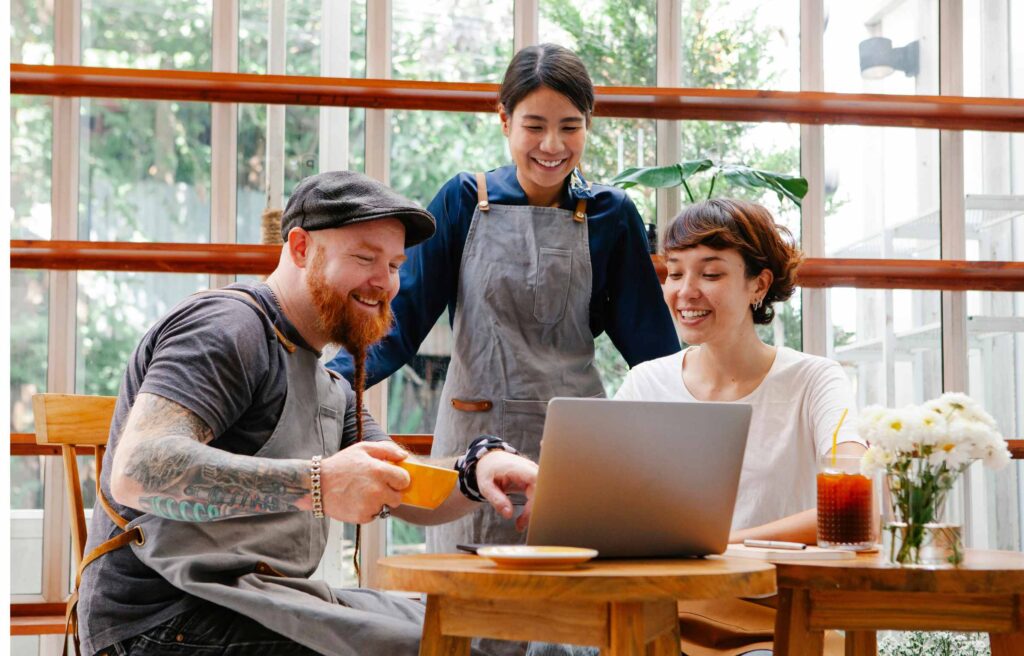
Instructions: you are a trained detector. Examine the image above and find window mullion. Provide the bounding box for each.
[43,0,82,610]
[513,0,538,52]
[800,0,827,357]
[319,0,352,173]
[360,0,392,590]
[266,0,287,211]
[656,0,681,232]
[211,0,239,289]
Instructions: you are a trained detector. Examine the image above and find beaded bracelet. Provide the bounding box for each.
[310,454,324,519]
[455,435,520,502]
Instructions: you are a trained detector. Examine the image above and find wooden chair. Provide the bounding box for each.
[32,393,117,568]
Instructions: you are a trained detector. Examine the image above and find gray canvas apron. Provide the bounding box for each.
[112,289,428,655]
[427,172,605,555]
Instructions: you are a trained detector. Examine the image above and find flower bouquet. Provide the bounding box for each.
[859,393,1010,567]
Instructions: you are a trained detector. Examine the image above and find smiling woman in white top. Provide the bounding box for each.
[612,199,864,656]
[616,198,865,545]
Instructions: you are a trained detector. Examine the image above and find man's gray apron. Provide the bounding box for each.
[120,290,427,655]
[428,171,605,554]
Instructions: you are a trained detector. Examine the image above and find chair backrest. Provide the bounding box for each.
[32,394,117,567]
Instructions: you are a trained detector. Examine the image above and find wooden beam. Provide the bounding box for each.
[14,241,1024,292]
[11,64,1024,132]
[11,431,435,457]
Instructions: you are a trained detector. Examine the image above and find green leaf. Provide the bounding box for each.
[610,160,713,189]
[716,164,809,207]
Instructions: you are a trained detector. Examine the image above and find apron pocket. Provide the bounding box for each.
[500,399,548,463]
[533,247,572,324]
[318,404,342,454]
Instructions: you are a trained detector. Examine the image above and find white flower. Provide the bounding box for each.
[860,445,895,476]
[856,405,888,445]
[864,406,920,453]
[928,392,999,429]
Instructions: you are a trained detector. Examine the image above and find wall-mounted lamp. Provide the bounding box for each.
[858,37,919,79]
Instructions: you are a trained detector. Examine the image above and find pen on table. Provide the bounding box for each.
[743,539,807,551]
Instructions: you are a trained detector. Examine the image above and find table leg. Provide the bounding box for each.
[645,619,680,656]
[774,588,824,656]
[602,602,645,656]
[844,630,876,656]
[419,595,470,656]
[990,631,1024,656]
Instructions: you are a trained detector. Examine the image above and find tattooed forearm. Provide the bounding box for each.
[115,393,310,522]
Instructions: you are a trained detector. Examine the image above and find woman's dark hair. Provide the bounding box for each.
[663,199,803,325]
[499,43,594,122]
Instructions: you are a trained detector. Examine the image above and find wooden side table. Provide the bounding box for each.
[773,549,1024,656]
[379,554,776,656]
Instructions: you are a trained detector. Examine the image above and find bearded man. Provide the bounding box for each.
[77,171,537,656]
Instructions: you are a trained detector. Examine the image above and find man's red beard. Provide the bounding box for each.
[307,246,393,441]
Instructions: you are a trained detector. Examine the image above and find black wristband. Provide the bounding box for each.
[455,435,520,502]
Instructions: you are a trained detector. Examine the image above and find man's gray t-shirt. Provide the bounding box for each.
[78,283,386,654]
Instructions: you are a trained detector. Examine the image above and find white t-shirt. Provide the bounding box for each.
[614,346,864,531]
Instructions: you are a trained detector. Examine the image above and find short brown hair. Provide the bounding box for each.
[663,199,803,325]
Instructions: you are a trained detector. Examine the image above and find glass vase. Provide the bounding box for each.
[883,458,964,568]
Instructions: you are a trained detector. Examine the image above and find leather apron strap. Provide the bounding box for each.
[65,286,294,655]
[476,170,588,221]
[475,172,490,212]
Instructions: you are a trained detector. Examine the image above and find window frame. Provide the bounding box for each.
[10,0,1019,611]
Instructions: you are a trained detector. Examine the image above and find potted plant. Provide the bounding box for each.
[611,158,809,208]
[859,393,1011,567]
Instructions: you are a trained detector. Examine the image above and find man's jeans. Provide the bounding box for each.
[97,600,319,656]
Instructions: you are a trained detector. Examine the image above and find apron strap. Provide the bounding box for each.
[475,172,490,212]
[65,485,145,656]
[573,198,587,223]
[193,288,297,353]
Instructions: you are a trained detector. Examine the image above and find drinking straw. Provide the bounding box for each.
[831,408,849,467]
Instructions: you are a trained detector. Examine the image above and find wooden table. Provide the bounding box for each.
[379,554,775,656]
[774,549,1024,656]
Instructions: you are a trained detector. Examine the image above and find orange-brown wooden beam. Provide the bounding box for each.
[12,240,1024,292]
[11,64,1024,132]
[11,431,434,457]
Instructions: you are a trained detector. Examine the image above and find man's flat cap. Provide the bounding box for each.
[281,171,436,247]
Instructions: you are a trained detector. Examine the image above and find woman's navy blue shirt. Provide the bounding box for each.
[327,165,680,385]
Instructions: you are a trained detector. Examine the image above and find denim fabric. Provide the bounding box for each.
[95,600,319,656]
[525,644,598,656]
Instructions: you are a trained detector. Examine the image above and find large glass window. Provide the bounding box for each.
[81,0,212,70]
[10,271,49,433]
[75,272,210,396]
[680,0,799,91]
[539,0,656,86]
[11,0,54,65]
[963,0,1022,99]
[237,1,368,242]
[824,121,941,406]
[10,96,52,240]
[393,0,513,82]
[824,0,938,95]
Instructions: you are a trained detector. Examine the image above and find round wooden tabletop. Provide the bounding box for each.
[378,554,776,603]
[774,548,1024,594]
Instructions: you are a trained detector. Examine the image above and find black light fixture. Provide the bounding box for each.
[858,37,919,79]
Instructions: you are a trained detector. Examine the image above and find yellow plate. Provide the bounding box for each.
[397,460,458,509]
[477,546,599,570]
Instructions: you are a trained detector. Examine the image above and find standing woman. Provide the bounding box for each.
[328,43,679,554]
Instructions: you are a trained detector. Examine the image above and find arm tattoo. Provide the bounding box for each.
[122,394,309,522]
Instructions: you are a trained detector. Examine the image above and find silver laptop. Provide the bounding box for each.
[525,398,751,558]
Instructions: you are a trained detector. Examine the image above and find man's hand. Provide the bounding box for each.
[320,441,411,524]
[474,451,538,532]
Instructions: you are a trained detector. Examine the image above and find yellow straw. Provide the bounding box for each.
[831,408,849,467]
